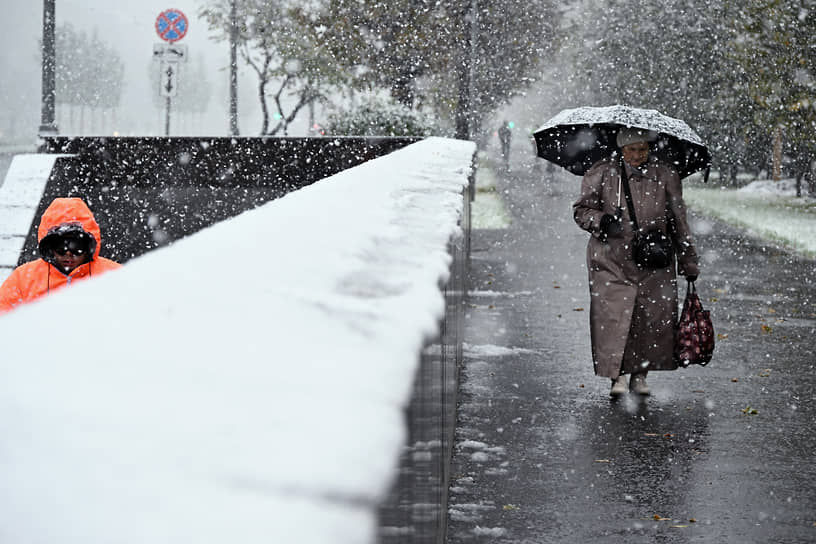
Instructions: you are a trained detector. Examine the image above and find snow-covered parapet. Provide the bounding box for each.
[0,154,66,282]
[0,137,476,543]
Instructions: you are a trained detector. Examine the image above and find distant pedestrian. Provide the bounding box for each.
[572,127,699,397]
[0,197,121,314]
[498,120,512,170]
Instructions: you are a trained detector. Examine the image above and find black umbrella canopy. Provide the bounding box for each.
[534,105,711,179]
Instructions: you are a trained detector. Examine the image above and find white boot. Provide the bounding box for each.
[610,375,628,397]
[630,373,651,395]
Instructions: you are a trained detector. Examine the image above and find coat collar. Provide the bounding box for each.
[623,158,660,182]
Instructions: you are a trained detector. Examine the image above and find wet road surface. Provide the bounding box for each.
[446,163,816,543]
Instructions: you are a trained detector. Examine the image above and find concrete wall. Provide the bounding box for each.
[378,171,472,544]
[18,136,419,265]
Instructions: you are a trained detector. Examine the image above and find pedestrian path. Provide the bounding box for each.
[446,160,816,543]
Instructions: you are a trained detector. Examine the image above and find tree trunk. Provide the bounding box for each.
[772,125,783,181]
[795,171,803,197]
[794,153,813,197]
[258,77,269,135]
[807,158,816,197]
[391,72,415,108]
[454,1,472,140]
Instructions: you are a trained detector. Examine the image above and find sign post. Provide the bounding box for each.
[39,0,58,135]
[154,9,189,136]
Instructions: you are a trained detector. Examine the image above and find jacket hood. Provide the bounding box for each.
[37,198,103,261]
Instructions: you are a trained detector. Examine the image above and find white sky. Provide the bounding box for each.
[0,137,476,543]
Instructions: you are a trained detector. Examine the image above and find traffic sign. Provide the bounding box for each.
[160,62,178,97]
[153,43,188,63]
[155,9,189,43]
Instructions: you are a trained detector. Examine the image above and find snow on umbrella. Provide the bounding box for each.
[533,105,711,179]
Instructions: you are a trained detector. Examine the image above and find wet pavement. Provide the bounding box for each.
[446,162,816,543]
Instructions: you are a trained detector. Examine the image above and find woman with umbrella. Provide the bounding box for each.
[572,126,700,396]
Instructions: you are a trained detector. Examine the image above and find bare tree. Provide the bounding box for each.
[200,0,346,135]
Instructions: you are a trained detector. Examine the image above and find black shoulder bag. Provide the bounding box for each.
[619,160,674,269]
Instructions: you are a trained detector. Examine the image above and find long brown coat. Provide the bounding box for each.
[573,157,699,379]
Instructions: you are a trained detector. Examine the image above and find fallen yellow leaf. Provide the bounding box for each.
[573,308,585,312]
[502,504,519,511]
[653,515,671,521]
[670,525,688,528]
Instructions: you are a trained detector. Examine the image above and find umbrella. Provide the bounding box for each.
[533,105,711,179]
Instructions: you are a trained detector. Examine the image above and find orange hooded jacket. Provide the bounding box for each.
[0,197,121,314]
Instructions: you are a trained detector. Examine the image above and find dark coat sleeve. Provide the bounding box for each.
[573,161,612,240]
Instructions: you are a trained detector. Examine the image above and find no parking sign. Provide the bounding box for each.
[155,9,188,43]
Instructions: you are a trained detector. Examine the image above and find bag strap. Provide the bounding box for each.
[619,157,640,231]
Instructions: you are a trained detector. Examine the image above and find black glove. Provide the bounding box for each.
[599,213,622,241]
[685,275,698,283]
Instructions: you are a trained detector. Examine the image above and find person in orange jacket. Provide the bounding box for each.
[0,197,121,314]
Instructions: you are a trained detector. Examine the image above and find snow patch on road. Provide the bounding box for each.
[464,343,537,357]
[473,526,508,537]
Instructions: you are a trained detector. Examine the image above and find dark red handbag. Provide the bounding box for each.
[675,281,715,367]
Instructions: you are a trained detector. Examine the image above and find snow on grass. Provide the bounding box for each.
[684,179,816,257]
[471,155,511,229]
[472,192,512,229]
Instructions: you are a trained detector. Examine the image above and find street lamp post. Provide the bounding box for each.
[40,0,58,135]
[229,0,239,136]
[454,0,477,140]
